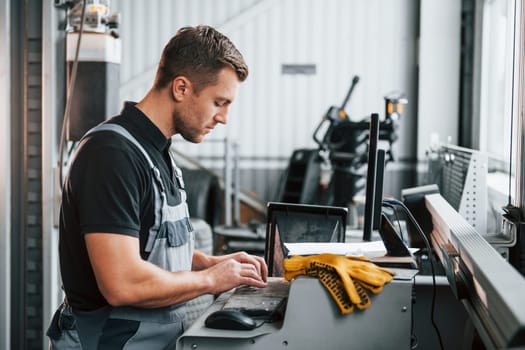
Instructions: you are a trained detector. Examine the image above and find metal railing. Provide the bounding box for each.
[170,138,266,225]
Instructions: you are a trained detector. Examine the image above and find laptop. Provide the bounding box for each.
[264,202,348,277]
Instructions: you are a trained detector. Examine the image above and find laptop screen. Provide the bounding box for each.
[264,202,347,277]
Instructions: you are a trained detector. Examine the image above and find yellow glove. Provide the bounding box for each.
[306,260,367,313]
[283,254,371,278]
[283,254,395,314]
[310,254,394,289]
[284,255,352,307]
[282,255,310,281]
[284,254,394,288]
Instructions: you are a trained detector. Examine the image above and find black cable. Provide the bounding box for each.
[382,198,444,350]
[58,0,86,186]
[383,202,409,246]
[381,203,406,243]
[389,203,406,243]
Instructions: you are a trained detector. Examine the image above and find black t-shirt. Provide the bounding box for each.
[59,102,183,311]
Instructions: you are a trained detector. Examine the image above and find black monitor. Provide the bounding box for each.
[362,114,411,258]
[363,113,380,241]
[373,149,386,231]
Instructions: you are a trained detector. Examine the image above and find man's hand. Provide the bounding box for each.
[197,251,268,295]
[226,251,268,283]
[204,257,266,294]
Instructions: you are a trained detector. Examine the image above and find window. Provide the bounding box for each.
[476,0,518,229]
[478,0,516,162]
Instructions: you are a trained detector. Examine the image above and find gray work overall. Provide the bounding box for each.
[47,123,194,349]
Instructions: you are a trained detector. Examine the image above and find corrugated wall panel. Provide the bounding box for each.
[111,0,418,202]
[113,0,417,160]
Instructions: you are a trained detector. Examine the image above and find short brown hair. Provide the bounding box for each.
[154,25,248,93]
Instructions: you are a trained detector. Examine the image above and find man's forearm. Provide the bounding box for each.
[121,262,214,308]
[86,234,218,308]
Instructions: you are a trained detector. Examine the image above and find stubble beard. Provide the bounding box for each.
[171,109,203,144]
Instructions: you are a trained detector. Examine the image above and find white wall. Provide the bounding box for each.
[417,0,462,160]
[112,0,419,170]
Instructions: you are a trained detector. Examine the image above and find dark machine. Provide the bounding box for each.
[279,76,406,208]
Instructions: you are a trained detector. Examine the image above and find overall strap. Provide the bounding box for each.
[83,123,156,170]
[83,123,166,252]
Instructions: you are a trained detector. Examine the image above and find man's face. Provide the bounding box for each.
[173,67,240,143]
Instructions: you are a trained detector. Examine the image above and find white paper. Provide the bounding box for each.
[284,241,388,258]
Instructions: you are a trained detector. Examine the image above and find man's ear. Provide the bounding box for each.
[171,77,191,101]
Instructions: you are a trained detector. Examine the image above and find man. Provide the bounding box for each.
[47,25,267,349]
